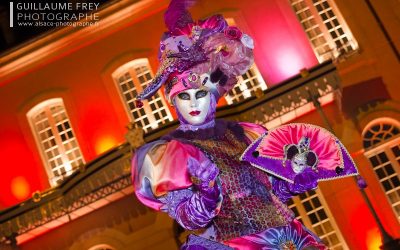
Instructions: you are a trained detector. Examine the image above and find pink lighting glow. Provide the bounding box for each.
[244,0,318,85]
[275,48,305,79]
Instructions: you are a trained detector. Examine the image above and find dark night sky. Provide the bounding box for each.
[0,0,112,54]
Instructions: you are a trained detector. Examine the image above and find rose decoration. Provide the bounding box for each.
[224,26,242,40]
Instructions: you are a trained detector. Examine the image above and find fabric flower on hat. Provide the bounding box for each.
[224,26,242,40]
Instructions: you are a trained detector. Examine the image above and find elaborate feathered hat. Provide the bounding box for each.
[135,0,254,107]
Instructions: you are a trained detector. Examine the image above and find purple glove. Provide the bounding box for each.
[161,157,221,230]
[187,157,221,214]
[272,168,318,203]
[289,168,318,193]
[187,156,220,195]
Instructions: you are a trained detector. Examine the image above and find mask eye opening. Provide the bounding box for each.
[177,92,190,100]
[306,151,318,167]
[195,90,208,99]
[285,145,299,160]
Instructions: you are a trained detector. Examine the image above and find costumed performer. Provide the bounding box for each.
[131,0,359,249]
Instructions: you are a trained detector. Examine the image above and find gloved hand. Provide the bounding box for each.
[187,157,220,193]
[272,168,318,203]
[288,168,318,194]
[162,157,221,230]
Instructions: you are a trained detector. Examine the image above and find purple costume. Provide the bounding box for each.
[132,121,326,249]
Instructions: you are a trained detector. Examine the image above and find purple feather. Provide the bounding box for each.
[164,0,196,32]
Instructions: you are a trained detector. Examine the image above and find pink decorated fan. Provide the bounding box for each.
[241,123,361,184]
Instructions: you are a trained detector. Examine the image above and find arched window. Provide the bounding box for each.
[112,58,173,132]
[88,244,115,250]
[27,98,84,186]
[223,18,267,105]
[289,0,358,62]
[363,122,400,149]
[363,119,400,219]
[287,190,349,248]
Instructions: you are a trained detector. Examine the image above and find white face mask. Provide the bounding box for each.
[174,88,211,125]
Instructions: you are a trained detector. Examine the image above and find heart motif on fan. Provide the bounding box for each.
[241,123,360,183]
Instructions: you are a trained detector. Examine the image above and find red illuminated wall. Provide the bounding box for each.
[0,0,318,208]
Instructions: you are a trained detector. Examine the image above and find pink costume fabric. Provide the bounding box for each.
[258,123,341,165]
[133,122,262,211]
[133,140,199,210]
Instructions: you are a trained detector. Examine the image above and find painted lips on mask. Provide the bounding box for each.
[190,111,201,116]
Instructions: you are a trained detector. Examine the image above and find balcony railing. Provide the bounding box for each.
[0,144,133,245]
[0,61,341,246]
[218,60,339,128]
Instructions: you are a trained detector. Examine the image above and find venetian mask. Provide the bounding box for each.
[284,137,318,174]
[173,88,211,125]
[291,153,308,174]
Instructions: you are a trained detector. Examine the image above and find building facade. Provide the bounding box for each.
[0,0,399,249]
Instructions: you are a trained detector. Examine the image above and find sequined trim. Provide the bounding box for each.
[190,129,292,241]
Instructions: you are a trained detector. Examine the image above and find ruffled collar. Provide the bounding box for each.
[178,119,216,132]
[162,119,245,141]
